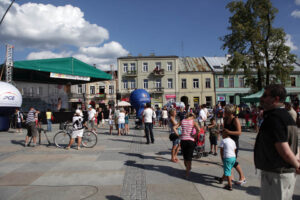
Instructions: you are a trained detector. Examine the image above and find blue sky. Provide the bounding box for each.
[0,0,299,70]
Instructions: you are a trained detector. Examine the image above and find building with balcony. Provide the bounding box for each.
[117,55,179,108]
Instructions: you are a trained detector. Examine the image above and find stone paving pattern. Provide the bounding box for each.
[0,123,299,200]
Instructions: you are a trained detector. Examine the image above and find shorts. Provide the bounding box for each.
[209,135,218,145]
[216,118,223,125]
[26,122,37,137]
[17,122,22,128]
[118,123,125,129]
[72,129,84,138]
[88,120,95,129]
[172,138,180,146]
[162,118,168,125]
[223,157,236,176]
[108,120,113,125]
[180,140,196,161]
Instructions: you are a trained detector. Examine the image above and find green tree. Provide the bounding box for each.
[221,0,296,92]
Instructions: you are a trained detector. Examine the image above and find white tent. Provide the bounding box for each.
[117,101,131,107]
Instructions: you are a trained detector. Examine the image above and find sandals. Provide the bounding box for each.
[214,177,223,184]
[224,185,233,191]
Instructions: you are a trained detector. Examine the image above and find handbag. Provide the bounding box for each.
[169,133,179,141]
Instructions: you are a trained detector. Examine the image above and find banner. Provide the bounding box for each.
[50,72,90,81]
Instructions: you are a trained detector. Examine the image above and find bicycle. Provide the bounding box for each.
[53,122,98,148]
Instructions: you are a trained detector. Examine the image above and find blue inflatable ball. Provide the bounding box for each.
[130,89,151,118]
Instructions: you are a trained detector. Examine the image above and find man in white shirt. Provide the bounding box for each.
[87,105,97,132]
[198,105,207,128]
[143,103,156,144]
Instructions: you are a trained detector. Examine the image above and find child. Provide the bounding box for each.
[207,118,219,156]
[66,109,84,150]
[125,111,129,135]
[218,133,236,191]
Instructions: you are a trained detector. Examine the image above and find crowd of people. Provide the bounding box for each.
[10,83,300,198]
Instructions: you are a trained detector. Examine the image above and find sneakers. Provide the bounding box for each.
[213,153,218,156]
[235,178,246,185]
[24,143,28,147]
[76,146,81,150]
[65,146,70,150]
[209,151,213,154]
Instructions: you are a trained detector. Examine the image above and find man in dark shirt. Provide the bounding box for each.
[254,84,300,200]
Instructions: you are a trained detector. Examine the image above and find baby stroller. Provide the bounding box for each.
[194,128,208,159]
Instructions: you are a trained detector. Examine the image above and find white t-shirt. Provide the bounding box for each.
[143,108,155,123]
[162,110,168,119]
[88,108,96,121]
[219,137,236,158]
[118,112,125,124]
[198,109,207,122]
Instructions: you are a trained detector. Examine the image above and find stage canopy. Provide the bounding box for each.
[1,57,112,84]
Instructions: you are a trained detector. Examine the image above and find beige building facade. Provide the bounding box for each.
[117,55,179,108]
[178,57,216,108]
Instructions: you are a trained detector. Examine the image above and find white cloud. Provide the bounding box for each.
[78,42,129,58]
[26,41,129,71]
[27,51,72,60]
[296,0,300,5]
[0,2,109,49]
[285,34,298,51]
[291,10,300,18]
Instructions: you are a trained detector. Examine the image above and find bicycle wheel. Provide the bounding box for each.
[81,131,97,148]
[54,131,71,148]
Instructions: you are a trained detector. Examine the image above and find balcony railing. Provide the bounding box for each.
[152,68,165,76]
[150,87,164,93]
[123,70,137,77]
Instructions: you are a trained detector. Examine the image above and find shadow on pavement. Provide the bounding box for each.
[106,195,124,200]
[193,159,223,167]
[239,147,254,152]
[10,140,25,147]
[124,157,260,196]
[120,152,170,162]
[110,139,144,144]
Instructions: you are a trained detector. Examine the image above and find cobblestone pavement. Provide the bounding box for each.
[0,123,299,200]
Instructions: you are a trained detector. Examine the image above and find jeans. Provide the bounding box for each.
[144,123,154,143]
[47,119,52,132]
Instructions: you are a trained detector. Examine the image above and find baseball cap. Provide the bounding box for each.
[88,105,92,108]
[75,109,81,115]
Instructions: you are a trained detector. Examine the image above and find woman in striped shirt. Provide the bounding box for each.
[174,112,200,178]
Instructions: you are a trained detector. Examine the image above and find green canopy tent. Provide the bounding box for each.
[241,89,291,103]
[1,57,112,84]
[241,90,264,103]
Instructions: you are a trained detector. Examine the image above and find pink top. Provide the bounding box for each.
[180,119,195,142]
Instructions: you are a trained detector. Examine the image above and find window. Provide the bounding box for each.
[143,63,148,72]
[123,63,128,72]
[155,79,161,88]
[205,78,211,88]
[78,85,82,94]
[167,62,172,71]
[219,77,224,88]
[291,77,296,87]
[144,79,148,89]
[229,96,234,104]
[130,80,136,89]
[130,63,136,72]
[99,86,105,93]
[229,77,234,88]
[206,96,212,107]
[155,62,161,70]
[239,77,244,88]
[37,87,43,95]
[109,85,114,94]
[168,78,173,89]
[90,86,95,94]
[123,80,128,89]
[21,88,25,95]
[29,88,33,97]
[193,79,199,89]
[181,79,187,89]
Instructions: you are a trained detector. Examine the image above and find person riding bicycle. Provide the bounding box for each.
[66,109,85,150]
